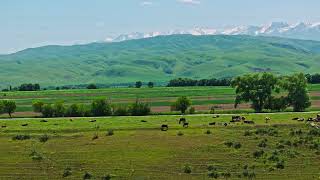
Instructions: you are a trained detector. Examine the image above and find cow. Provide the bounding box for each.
[213,115,220,118]
[224,123,228,127]
[298,118,305,122]
[141,120,147,123]
[209,122,216,126]
[292,117,299,120]
[179,118,186,124]
[40,120,48,123]
[161,124,169,131]
[1,125,6,128]
[183,122,189,128]
[89,120,97,123]
[265,117,271,123]
[244,120,255,124]
[21,124,28,127]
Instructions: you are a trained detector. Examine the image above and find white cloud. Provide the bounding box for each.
[178,0,201,5]
[140,1,153,6]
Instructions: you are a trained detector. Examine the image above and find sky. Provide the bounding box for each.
[1,0,320,54]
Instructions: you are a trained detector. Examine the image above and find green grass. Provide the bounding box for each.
[1,85,320,117]
[1,35,320,88]
[0,113,320,179]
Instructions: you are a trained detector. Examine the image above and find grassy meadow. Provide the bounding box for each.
[1,84,320,117]
[0,113,320,179]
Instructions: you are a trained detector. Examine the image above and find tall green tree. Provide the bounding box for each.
[147,82,154,88]
[53,102,65,117]
[231,73,278,112]
[2,100,17,118]
[172,96,192,114]
[91,99,112,116]
[282,73,311,112]
[135,81,142,88]
[32,101,44,113]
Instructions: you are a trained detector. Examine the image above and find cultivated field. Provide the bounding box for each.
[0,113,320,179]
[1,84,320,117]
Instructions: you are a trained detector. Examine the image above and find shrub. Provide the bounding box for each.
[62,168,72,178]
[183,164,192,174]
[275,160,285,169]
[177,131,184,136]
[106,129,114,136]
[253,150,265,158]
[42,104,54,118]
[233,142,242,149]
[39,134,49,143]
[53,102,65,117]
[83,172,92,179]
[205,130,212,134]
[12,134,31,140]
[30,150,43,161]
[258,139,268,148]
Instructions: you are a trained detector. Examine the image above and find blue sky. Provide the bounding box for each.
[1,0,320,54]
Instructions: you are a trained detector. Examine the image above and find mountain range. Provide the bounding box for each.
[0,35,320,88]
[107,22,320,42]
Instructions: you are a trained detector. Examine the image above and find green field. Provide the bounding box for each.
[1,35,320,88]
[0,113,320,179]
[1,85,320,117]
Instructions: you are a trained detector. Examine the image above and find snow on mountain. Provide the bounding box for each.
[107,22,320,42]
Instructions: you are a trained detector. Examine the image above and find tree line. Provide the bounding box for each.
[167,78,231,87]
[306,73,320,84]
[232,72,311,112]
[32,99,151,118]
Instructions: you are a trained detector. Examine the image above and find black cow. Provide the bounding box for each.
[161,124,169,131]
[89,120,97,123]
[183,122,189,128]
[179,118,186,124]
[21,124,28,127]
[40,120,48,123]
[209,122,216,126]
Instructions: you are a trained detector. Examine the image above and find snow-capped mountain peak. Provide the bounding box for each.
[106,21,320,42]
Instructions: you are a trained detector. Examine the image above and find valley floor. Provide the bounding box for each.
[0,113,319,179]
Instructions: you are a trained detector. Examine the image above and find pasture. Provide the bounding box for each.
[0,113,320,179]
[1,84,320,117]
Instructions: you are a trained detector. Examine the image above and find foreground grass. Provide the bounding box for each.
[0,113,320,179]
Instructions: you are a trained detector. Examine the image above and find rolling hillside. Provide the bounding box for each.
[1,35,320,88]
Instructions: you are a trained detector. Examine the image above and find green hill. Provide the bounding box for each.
[1,35,320,88]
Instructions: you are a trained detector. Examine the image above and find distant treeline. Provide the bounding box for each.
[306,73,320,84]
[167,78,231,87]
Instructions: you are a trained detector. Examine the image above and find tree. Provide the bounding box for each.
[1,100,16,118]
[172,96,191,114]
[66,104,82,117]
[135,81,142,88]
[91,99,112,116]
[32,101,44,113]
[42,104,54,118]
[128,99,151,116]
[53,102,65,117]
[282,73,311,112]
[87,84,97,89]
[231,73,278,112]
[147,82,154,88]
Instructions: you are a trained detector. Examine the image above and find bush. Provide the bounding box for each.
[106,129,114,136]
[128,100,151,116]
[258,139,268,148]
[42,104,54,118]
[12,134,31,140]
[205,130,212,134]
[39,134,49,143]
[183,164,192,174]
[83,172,92,179]
[91,99,112,116]
[62,168,72,178]
[253,150,265,158]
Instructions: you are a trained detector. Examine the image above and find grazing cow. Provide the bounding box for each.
[224,123,228,127]
[292,117,299,120]
[40,120,48,123]
[244,120,255,124]
[298,118,305,122]
[307,118,314,122]
[21,124,28,127]
[70,119,73,122]
[161,124,168,131]
[213,115,220,118]
[209,122,216,126]
[89,120,97,123]
[183,122,189,128]
[179,118,186,124]
[232,116,242,122]
[242,117,246,121]
[1,125,6,128]
[141,120,147,123]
